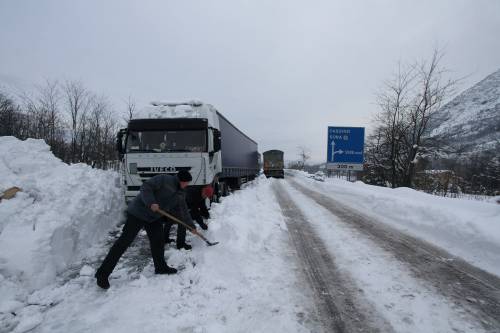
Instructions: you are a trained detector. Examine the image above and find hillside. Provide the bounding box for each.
[428,69,500,157]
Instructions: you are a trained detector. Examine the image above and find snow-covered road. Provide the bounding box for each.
[274,182,394,332]
[277,173,500,332]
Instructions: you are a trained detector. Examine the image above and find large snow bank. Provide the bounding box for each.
[291,171,500,276]
[0,136,125,291]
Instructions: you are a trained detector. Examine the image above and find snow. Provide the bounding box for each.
[133,101,220,129]
[2,136,498,332]
[429,69,500,138]
[292,170,500,277]
[1,170,316,332]
[427,68,500,156]
[150,100,203,107]
[282,181,487,332]
[0,137,125,319]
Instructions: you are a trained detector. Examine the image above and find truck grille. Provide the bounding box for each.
[136,166,192,181]
[127,186,140,191]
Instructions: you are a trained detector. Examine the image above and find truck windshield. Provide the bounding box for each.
[126,130,206,153]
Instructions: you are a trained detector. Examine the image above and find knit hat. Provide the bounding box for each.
[202,185,214,198]
[177,170,192,182]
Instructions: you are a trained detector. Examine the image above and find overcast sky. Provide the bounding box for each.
[1,0,499,163]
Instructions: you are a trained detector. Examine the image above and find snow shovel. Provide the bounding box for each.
[0,187,22,201]
[157,209,219,246]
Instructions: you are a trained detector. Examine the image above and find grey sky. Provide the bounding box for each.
[1,0,499,163]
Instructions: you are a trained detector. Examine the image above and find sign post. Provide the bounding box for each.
[326,127,365,171]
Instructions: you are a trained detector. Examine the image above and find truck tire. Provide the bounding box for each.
[223,182,230,196]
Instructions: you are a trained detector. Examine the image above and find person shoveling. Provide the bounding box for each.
[95,170,218,290]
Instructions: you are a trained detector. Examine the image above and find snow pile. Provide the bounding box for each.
[292,171,500,276]
[135,101,217,124]
[4,176,315,333]
[0,136,125,291]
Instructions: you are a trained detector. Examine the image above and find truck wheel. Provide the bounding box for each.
[232,178,242,190]
[222,182,230,196]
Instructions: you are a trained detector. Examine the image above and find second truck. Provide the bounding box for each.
[263,150,284,178]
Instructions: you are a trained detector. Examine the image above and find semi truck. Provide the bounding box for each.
[116,100,259,202]
[263,150,284,178]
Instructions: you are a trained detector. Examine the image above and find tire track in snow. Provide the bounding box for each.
[288,176,500,331]
[274,181,394,333]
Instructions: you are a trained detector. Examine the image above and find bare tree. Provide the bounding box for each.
[86,94,115,167]
[63,80,89,163]
[297,146,310,170]
[0,91,20,137]
[2,79,121,169]
[365,49,457,188]
[363,126,390,186]
[123,94,136,123]
[375,63,415,187]
[36,79,65,153]
[402,50,457,186]
[18,89,39,139]
[102,107,119,168]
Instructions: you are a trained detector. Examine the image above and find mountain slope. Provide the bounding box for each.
[428,69,500,156]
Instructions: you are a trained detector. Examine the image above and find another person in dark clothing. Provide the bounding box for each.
[95,171,196,290]
[189,185,213,230]
[164,185,214,249]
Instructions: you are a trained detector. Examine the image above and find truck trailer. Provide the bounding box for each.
[263,150,284,178]
[116,101,259,202]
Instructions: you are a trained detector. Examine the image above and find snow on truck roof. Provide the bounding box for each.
[150,100,204,107]
[133,100,258,145]
[133,100,218,126]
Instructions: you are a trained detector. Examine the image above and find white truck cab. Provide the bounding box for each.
[117,101,222,202]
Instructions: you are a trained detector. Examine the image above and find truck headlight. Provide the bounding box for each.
[129,163,138,174]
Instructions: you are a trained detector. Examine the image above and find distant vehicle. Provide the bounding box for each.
[116,100,259,202]
[313,171,325,182]
[263,150,284,178]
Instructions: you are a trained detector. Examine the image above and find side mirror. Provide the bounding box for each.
[116,128,127,156]
[213,129,221,152]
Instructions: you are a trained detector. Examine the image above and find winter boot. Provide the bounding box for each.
[198,220,208,230]
[95,271,110,290]
[177,243,192,250]
[155,266,178,275]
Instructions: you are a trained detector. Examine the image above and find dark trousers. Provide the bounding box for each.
[97,213,168,277]
[191,210,207,228]
[164,220,186,246]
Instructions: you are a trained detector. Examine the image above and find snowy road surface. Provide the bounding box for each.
[274,183,394,332]
[278,172,500,332]
[2,170,500,332]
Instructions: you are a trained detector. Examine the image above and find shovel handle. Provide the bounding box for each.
[157,209,212,244]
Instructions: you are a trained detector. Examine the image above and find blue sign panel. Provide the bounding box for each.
[326,127,365,170]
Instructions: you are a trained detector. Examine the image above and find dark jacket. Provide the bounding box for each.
[186,187,210,219]
[127,174,196,228]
